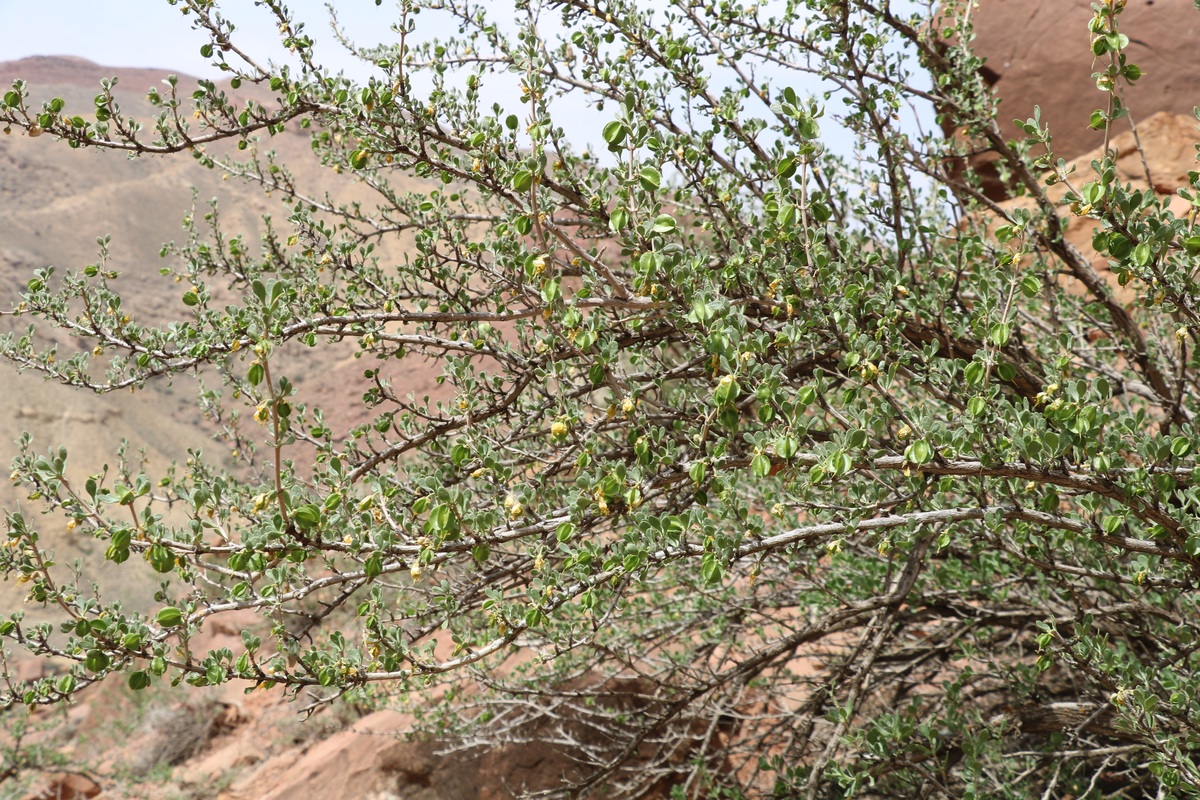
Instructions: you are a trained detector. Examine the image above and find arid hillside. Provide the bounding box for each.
[0,56,445,622]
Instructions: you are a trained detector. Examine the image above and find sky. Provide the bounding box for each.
[0,1,936,166]
[0,0,407,81]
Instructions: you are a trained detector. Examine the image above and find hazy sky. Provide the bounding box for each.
[0,1,406,80]
[0,1,933,162]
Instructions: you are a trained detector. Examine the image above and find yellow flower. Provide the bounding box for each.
[551,419,569,438]
[621,397,636,415]
[410,563,423,581]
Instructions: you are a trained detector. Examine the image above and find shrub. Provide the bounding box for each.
[4,0,1200,796]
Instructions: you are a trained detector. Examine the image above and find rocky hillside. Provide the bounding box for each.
[0,56,444,622]
[941,0,1200,198]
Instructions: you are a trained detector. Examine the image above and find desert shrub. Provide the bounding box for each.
[4,0,1200,796]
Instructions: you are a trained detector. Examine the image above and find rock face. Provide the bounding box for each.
[949,0,1200,197]
[988,111,1195,309]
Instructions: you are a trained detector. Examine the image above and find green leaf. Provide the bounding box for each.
[988,322,1011,348]
[905,440,933,465]
[349,149,369,169]
[157,607,184,628]
[364,552,383,578]
[293,504,322,530]
[701,554,723,586]
[602,120,627,146]
[713,377,740,406]
[1133,242,1153,267]
[247,362,264,386]
[963,361,985,386]
[651,214,677,234]
[638,166,661,192]
[751,454,772,477]
[511,169,533,192]
[84,651,109,673]
[776,435,799,459]
[610,208,629,231]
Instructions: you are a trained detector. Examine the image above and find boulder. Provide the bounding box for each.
[21,772,102,800]
[946,0,1200,198]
